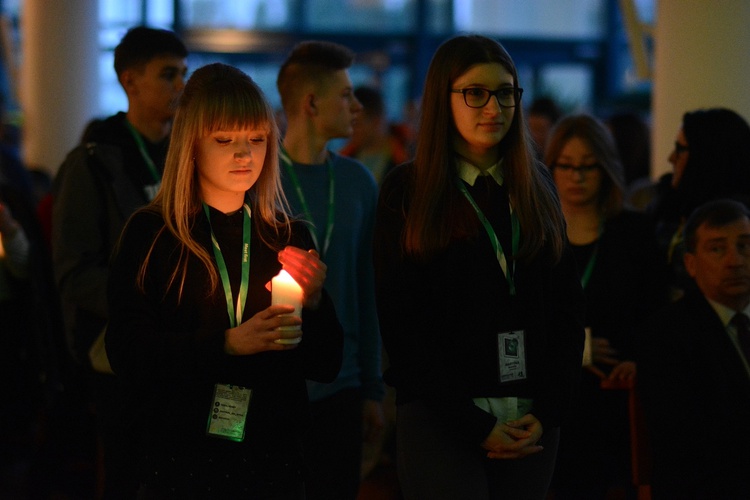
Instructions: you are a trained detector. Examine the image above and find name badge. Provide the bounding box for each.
[206,383,252,442]
[497,330,527,383]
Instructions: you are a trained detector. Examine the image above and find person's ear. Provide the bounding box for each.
[303,93,317,116]
[120,69,138,96]
[684,251,697,279]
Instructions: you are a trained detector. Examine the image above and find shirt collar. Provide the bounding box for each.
[456,156,504,187]
[706,297,750,327]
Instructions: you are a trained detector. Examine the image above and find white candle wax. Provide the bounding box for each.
[271,270,303,343]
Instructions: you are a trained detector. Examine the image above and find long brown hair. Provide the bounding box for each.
[405,34,565,263]
[139,63,290,296]
[544,113,625,219]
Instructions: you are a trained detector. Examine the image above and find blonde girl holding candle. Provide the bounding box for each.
[373,35,585,499]
[106,63,343,498]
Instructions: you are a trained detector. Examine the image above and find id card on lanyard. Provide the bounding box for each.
[457,177,528,383]
[203,203,253,440]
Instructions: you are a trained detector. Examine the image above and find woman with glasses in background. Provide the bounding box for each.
[373,34,585,499]
[544,114,668,499]
[649,108,750,300]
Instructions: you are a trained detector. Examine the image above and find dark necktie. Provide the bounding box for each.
[731,313,750,361]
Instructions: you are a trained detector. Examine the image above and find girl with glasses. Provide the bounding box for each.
[544,114,668,499]
[650,107,750,301]
[373,34,585,499]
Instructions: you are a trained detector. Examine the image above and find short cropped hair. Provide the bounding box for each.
[114,26,187,78]
[276,40,355,115]
[683,199,750,253]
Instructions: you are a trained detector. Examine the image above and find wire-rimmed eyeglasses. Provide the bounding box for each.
[552,163,602,175]
[450,87,523,108]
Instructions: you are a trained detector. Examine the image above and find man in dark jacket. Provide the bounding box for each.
[638,198,750,499]
[52,26,187,498]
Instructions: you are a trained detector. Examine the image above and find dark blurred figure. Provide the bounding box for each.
[51,26,187,498]
[606,111,654,211]
[0,151,63,500]
[340,85,410,185]
[648,107,750,301]
[527,96,561,158]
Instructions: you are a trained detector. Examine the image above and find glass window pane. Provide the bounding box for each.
[181,0,295,30]
[537,64,593,111]
[147,0,175,26]
[454,0,606,39]
[100,0,142,26]
[427,0,453,33]
[305,0,416,33]
[98,52,127,117]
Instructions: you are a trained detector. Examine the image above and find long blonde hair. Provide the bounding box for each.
[406,35,565,263]
[139,63,290,296]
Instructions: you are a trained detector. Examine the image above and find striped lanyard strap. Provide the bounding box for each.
[456,178,519,295]
[280,147,335,259]
[125,120,161,183]
[203,203,252,328]
[579,220,604,290]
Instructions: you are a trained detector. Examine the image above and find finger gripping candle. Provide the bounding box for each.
[271,269,303,344]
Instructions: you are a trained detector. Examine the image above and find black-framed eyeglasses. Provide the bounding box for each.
[450,87,523,108]
[552,163,601,175]
[674,141,689,154]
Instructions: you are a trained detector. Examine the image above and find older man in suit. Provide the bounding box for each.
[638,198,750,499]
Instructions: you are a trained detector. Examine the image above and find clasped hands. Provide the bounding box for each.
[481,413,543,460]
[224,246,326,355]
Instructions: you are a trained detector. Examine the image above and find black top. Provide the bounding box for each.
[106,204,343,494]
[373,163,585,445]
[576,209,668,362]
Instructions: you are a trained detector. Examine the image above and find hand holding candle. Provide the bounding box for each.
[272,269,303,344]
[277,246,326,310]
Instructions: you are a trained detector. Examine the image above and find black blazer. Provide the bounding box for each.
[637,291,750,499]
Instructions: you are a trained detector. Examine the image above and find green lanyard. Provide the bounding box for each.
[577,221,604,289]
[125,120,162,183]
[579,243,599,290]
[457,178,520,295]
[203,203,252,328]
[279,147,335,259]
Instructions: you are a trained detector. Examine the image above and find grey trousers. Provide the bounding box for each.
[396,400,560,500]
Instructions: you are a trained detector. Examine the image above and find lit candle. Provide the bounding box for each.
[271,269,303,344]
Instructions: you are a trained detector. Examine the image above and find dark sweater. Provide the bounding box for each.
[373,163,585,446]
[106,204,343,495]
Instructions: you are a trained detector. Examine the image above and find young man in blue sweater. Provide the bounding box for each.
[277,40,385,500]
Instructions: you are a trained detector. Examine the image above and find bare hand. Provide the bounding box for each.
[224,304,302,355]
[607,360,636,381]
[591,337,620,366]
[278,246,327,309]
[585,337,624,380]
[482,413,543,459]
[362,400,385,444]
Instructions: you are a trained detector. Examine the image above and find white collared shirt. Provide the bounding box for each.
[456,157,504,187]
[706,297,750,378]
